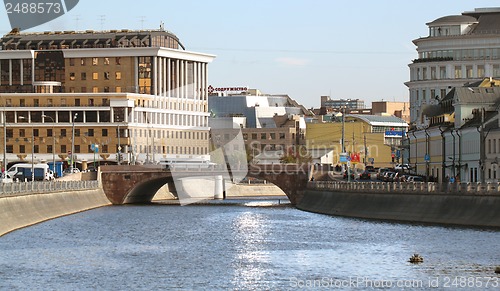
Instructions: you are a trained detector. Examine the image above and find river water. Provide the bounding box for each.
[0,198,498,290]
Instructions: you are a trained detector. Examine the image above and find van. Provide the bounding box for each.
[7,163,52,181]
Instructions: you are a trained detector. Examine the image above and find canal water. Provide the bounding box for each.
[0,198,498,290]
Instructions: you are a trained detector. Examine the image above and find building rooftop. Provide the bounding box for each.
[1,27,184,50]
[348,114,408,127]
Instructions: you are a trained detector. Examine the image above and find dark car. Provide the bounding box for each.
[359,170,371,180]
[343,170,355,180]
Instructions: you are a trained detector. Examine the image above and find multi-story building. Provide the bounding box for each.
[0,28,215,170]
[406,7,500,126]
[371,101,410,123]
[306,115,408,169]
[407,80,500,183]
[208,89,310,163]
[320,96,365,111]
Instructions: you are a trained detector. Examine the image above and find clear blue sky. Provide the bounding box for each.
[0,0,496,108]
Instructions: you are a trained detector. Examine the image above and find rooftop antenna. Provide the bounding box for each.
[160,21,165,31]
[74,14,81,30]
[98,15,106,30]
[139,16,146,30]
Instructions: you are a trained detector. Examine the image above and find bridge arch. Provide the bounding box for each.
[100,164,310,205]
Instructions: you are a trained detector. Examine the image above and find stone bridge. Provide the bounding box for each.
[99,164,310,205]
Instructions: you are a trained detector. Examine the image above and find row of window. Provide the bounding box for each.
[69,57,122,66]
[5,128,209,140]
[418,48,500,62]
[487,138,500,154]
[412,64,500,81]
[69,71,122,81]
[5,144,209,156]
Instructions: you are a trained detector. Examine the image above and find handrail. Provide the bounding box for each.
[0,180,99,196]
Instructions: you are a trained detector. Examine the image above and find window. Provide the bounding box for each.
[61,145,66,154]
[88,129,94,137]
[34,145,39,154]
[81,72,86,80]
[75,99,80,106]
[104,86,110,92]
[102,129,108,137]
[6,145,13,153]
[19,129,25,137]
[116,57,121,65]
[69,87,75,93]
[70,72,75,81]
[81,58,86,66]
[104,57,110,65]
[93,87,99,93]
[116,86,122,93]
[454,66,462,78]
[92,58,98,66]
[115,72,122,80]
[75,145,80,153]
[93,72,99,80]
[34,99,39,107]
[69,59,75,66]
[47,145,53,153]
[81,87,87,93]
[6,129,13,138]
[20,145,25,153]
[466,66,473,78]
[60,129,66,137]
[261,133,266,140]
[279,133,286,139]
[104,72,110,80]
[47,129,53,137]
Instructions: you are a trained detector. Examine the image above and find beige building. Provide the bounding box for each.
[0,28,215,170]
[372,101,410,123]
[306,115,408,169]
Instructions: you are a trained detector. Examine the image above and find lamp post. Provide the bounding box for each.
[115,116,121,165]
[2,109,6,174]
[41,114,56,178]
[19,116,34,182]
[71,113,78,173]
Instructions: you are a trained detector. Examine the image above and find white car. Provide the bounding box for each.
[0,173,13,183]
[395,164,412,170]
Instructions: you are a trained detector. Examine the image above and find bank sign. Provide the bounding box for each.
[4,0,79,31]
[385,130,405,137]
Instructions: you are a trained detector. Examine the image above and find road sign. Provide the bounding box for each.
[425,154,430,162]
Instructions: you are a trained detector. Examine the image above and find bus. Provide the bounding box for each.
[7,163,53,181]
[159,159,217,170]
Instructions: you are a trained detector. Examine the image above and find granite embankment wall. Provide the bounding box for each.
[297,189,500,228]
[0,189,111,236]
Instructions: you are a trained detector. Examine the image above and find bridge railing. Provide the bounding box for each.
[308,181,500,196]
[0,180,99,196]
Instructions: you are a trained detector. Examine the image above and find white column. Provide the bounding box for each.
[193,61,198,100]
[175,59,181,98]
[167,58,171,97]
[180,60,184,99]
[20,60,23,86]
[163,57,167,97]
[158,57,162,96]
[8,60,12,86]
[134,57,139,93]
[153,57,158,96]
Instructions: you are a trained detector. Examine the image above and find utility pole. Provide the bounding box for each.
[479,108,486,183]
[364,133,367,166]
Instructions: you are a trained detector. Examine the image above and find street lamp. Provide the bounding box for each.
[18,116,34,182]
[115,116,122,165]
[42,114,56,178]
[71,113,78,173]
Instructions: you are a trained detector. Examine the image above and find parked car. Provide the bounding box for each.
[0,172,13,183]
[63,167,81,176]
[407,176,424,182]
[395,164,412,170]
[359,170,371,180]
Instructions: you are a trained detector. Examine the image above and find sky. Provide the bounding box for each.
[0,0,497,109]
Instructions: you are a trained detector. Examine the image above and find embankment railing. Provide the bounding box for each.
[0,180,99,196]
[308,181,500,196]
